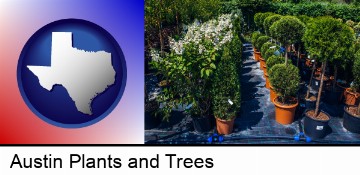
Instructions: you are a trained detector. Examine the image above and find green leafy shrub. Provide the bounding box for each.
[255,35,270,51]
[353,50,360,93]
[261,41,273,56]
[251,31,262,46]
[228,33,243,71]
[263,46,280,61]
[254,12,265,30]
[266,55,284,70]
[264,14,282,36]
[211,47,241,121]
[268,64,300,103]
[296,15,313,24]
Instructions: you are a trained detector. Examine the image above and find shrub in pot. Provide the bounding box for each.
[251,31,262,61]
[254,12,274,33]
[343,50,360,133]
[264,14,282,37]
[255,35,270,63]
[270,16,305,66]
[211,47,241,135]
[268,63,300,125]
[265,55,283,90]
[302,16,354,139]
[260,41,274,72]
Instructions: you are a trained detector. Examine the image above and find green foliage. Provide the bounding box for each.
[266,55,284,70]
[251,31,262,45]
[268,64,300,102]
[264,46,281,61]
[296,15,313,24]
[303,16,355,63]
[254,12,274,32]
[228,33,243,70]
[353,50,360,92]
[270,16,305,46]
[264,14,282,36]
[255,36,270,51]
[211,47,241,120]
[260,41,273,55]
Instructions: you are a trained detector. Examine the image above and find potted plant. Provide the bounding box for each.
[343,51,360,133]
[264,14,282,37]
[260,41,274,74]
[211,47,241,135]
[263,45,280,77]
[266,55,283,92]
[255,35,270,66]
[304,55,317,110]
[302,16,354,139]
[251,31,262,61]
[270,16,305,66]
[268,63,300,125]
[254,12,274,34]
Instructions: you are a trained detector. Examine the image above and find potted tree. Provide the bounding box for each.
[268,64,300,124]
[266,55,283,92]
[270,16,305,66]
[302,16,355,139]
[343,51,360,133]
[260,41,274,74]
[264,14,282,37]
[211,47,241,135]
[251,31,262,61]
[255,35,270,67]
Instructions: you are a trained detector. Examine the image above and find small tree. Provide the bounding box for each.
[264,46,280,61]
[251,31,262,49]
[266,55,284,70]
[270,16,305,65]
[353,51,360,115]
[303,16,355,116]
[211,47,241,120]
[260,41,273,56]
[254,12,274,33]
[255,35,270,52]
[264,14,282,37]
[268,64,300,104]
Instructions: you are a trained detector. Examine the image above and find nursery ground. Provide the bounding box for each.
[145,44,360,144]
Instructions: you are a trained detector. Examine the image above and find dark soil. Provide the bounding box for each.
[274,97,297,106]
[306,96,316,101]
[346,106,360,118]
[306,110,330,121]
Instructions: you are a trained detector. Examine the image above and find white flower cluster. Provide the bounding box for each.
[169,14,236,55]
[150,49,162,62]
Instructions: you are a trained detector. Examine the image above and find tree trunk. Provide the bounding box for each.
[176,12,180,35]
[357,102,360,115]
[315,61,327,116]
[159,27,164,56]
[297,45,300,67]
[332,65,338,91]
[306,61,316,99]
[285,45,288,66]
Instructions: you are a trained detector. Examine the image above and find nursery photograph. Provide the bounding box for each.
[144,0,360,144]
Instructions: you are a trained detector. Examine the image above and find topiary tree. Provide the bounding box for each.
[211,47,241,120]
[303,16,355,116]
[296,15,313,25]
[255,35,270,52]
[268,64,300,104]
[270,16,305,65]
[263,45,280,61]
[353,50,360,115]
[251,31,262,49]
[254,12,274,33]
[260,41,273,56]
[266,55,284,70]
[264,14,282,37]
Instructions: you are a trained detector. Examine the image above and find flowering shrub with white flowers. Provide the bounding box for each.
[150,13,243,121]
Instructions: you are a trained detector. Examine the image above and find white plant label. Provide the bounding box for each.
[316,126,324,130]
[315,81,319,86]
[308,55,310,59]
[228,99,233,105]
[311,59,315,63]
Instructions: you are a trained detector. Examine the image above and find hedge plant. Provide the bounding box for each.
[353,50,360,93]
[255,35,270,52]
[268,63,300,104]
[260,41,273,56]
[270,16,305,65]
[211,47,241,121]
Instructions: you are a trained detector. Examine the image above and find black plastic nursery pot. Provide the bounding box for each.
[324,88,342,105]
[343,106,360,134]
[304,110,331,139]
[145,111,161,130]
[305,97,316,110]
[311,77,321,92]
[192,116,213,133]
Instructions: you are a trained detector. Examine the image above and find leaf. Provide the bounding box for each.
[205,69,210,77]
[201,68,205,78]
[210,63,216,69]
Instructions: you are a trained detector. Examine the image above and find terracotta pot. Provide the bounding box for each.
[263,65,267,77]
[265,73,270,89]
[254,51,261,62]
[344,88,360,106]
[270,85,278,102]
[216,117,235,135]
[337,82,350,102]
[305,58,312,67]
[259,57,265,70]
[273,97,298,125]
